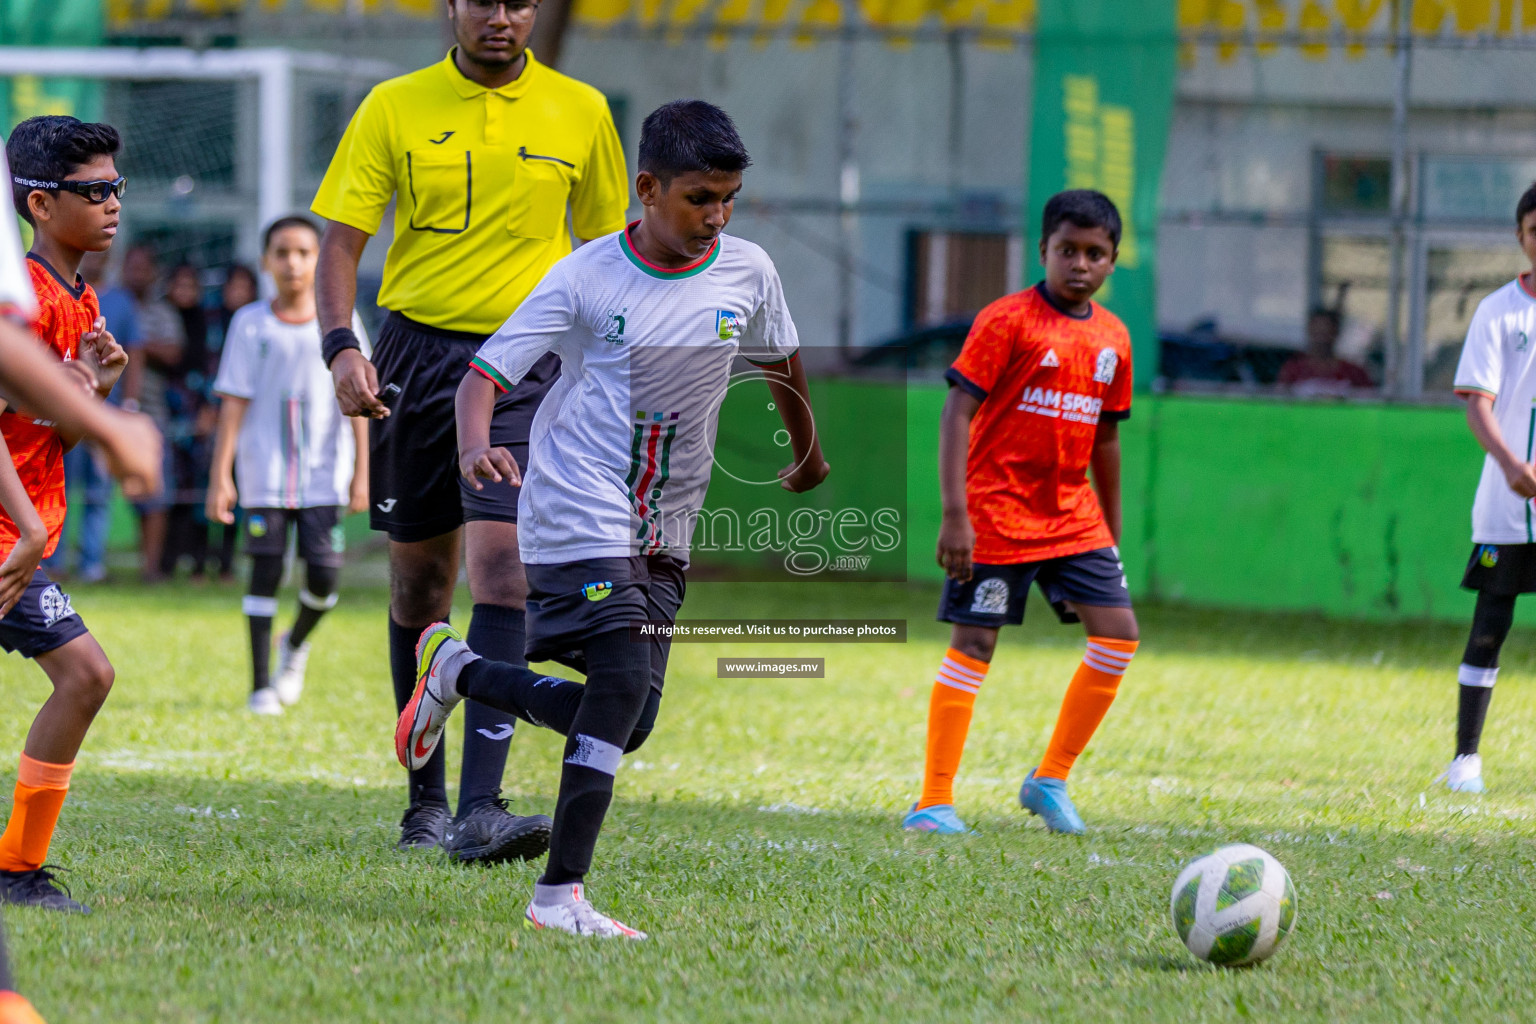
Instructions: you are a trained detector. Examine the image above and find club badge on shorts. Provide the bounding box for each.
[970,577,1010,615]
[38,584,76,628]
[583,581,614,602]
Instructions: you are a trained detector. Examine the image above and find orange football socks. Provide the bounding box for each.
[1036,637,1138,781]
[0,754,74,873]
[916,648,990,809]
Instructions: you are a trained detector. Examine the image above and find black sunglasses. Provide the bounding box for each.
[11,175,127,204]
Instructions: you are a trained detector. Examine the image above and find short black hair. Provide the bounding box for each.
[262,214,320,252]
[1040,189,1122,249]
[1307,306,1341,329]
[638,100,751,185]
[6,115,122,226]
[1518,181,1536,229]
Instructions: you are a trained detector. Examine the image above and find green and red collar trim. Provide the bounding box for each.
[619,222,719,280]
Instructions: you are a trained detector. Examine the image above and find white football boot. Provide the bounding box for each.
[1438,753,1485,794]
[273,633,311,706]
[524,883,647,940]
[248,687,283,716]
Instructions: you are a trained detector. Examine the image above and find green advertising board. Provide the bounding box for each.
[1026,0,1177,389]
[1,0,103,130]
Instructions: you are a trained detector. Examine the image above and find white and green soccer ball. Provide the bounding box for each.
[1170,844,1297,967]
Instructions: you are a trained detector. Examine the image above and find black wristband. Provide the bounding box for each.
[321,327,362,369]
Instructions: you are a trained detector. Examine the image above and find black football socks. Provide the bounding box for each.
[457,603,525,817]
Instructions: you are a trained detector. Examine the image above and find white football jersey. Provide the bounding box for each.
[471,228,799,565]
[212,302,369,509]
[0,153,35,317]
[1454,276,1536,544]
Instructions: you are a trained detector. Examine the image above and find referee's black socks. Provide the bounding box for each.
[457,604,526,817]
[390,616,448,807]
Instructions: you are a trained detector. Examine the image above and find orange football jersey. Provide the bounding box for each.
[947,283,1133,564]
[0,256,98,559]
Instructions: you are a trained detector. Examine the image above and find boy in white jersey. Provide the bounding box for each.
[394,101,829,937]
[207,216,369,714]
[1444,183,1536,793]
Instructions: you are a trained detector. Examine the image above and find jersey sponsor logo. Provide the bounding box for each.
[605,310,627,345]
[1093,347,1119,384]
[376,498,398,513]
[1016,386,1104,424]
[582,581,613,602]
[1479,544,1500,568]
[38,583,76,628]
[716,310,742,341]
[248,513,268,538]
[430,131,455,144]
[1041,348,1060,368]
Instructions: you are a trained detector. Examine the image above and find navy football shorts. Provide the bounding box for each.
[0,569,88,658]
[938,546,1132,628]
[523,554,686,695]
[369,312,556,543]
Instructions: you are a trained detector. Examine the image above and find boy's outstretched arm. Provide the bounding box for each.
[0,317,161,498]
[1465,394,1536,498]
[937,386,980,581]
[760,353,830,493]
[1089,419,1124,543]
[0,398,45,617]
[205,396,249,525]
[455,370,521,490]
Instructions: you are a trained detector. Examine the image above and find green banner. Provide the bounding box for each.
[1026,0,1177,390]
[1,0,104,131]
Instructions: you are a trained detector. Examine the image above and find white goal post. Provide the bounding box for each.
[0,46,396,263]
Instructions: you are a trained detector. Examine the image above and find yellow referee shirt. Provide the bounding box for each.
[312,49,629,335]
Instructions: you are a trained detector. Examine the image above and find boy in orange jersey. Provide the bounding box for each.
[903,189,1138,836]
[0,116,130,911]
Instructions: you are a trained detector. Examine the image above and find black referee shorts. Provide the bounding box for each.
[369,311,558,543]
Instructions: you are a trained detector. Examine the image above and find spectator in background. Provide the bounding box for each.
[204,264,257,582]
[162,264,218,580]
[218,264,258,337]
[118,244,185,582]
[1279,308,1374,395]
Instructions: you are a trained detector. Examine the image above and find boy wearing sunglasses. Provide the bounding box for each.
[0,116,130,913]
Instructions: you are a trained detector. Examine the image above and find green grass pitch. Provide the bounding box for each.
[1,578,1534,1022]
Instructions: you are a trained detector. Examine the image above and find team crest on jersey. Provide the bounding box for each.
[1479,545,1500,569]
[1041,348,1060,368]
[604,310,627,345]
[582,581,613,602]
[38,584,75,628]
[716,311,742,341]
[1093,348,1118,384]
[970,577,1010,615]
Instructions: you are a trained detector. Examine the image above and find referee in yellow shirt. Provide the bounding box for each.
[311,0,628,859]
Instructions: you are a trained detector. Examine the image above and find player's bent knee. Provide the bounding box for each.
[950,626,998,663]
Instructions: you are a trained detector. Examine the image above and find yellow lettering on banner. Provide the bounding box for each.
[754,0,793,44]
[1452,0,1495,30]
[1099,105,1136,268]
[581,0,633,24]
[1214,0,1244,61]
[710,0,753,48]
[797,0,841,46]
[105,0,135,26]
[1336,0,1383,55]
[1062,73,1099,191]
[1524,0,1536,30]
[978,0,1032,47]
[11,78,74,121]
[1299,0,1330,58]
[1254,0,1287,54]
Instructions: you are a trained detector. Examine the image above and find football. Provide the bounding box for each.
[1170,844,1297,967]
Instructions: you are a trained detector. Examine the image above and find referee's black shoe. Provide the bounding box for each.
[443,799,552,864]
[397,802,451,851]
